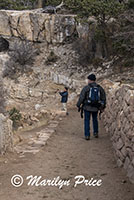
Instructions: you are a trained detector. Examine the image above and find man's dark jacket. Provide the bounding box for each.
[77,82,106,112]
[59,91,68,103]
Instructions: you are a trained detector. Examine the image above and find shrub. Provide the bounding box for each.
[9,107,22,127]
[113,40,127,55]
[127,0,134,9]
[3,40,37,79]
[92,58,103,68]
[45,51,59,65]
[124,59,134,67]
[9,41,37,66]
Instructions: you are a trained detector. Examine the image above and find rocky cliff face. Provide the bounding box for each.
[0,10,76,43]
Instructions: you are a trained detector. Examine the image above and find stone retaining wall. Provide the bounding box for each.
[48,71,85,92]
[0,114,13,154]
[102,80,134,183]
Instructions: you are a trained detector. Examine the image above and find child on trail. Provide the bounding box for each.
[58,87,69,115]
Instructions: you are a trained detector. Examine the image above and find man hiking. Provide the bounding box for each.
[77,74,106,140]
[58,87,69,115]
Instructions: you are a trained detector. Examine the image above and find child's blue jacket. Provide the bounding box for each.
[59,91,68,103]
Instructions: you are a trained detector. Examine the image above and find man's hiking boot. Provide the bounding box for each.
[85,136,90,140]
[94,133,99,138]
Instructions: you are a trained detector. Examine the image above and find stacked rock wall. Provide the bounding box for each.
[102,80,134,183]
[0,114,13,154]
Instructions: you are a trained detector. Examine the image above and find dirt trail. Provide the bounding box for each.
[0,109,134,200]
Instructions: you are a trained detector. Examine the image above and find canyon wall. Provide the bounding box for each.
[0,10,76,43]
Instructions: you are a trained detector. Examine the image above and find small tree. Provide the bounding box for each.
[79,0,124,22]
[9,107,22,127]
[80,0,124,58]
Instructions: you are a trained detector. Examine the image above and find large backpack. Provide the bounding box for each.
[87,85,101,107]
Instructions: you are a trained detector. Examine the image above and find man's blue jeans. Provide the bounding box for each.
[84,110,98,137]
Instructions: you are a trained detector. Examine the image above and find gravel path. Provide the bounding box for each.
[0,109,134,200]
